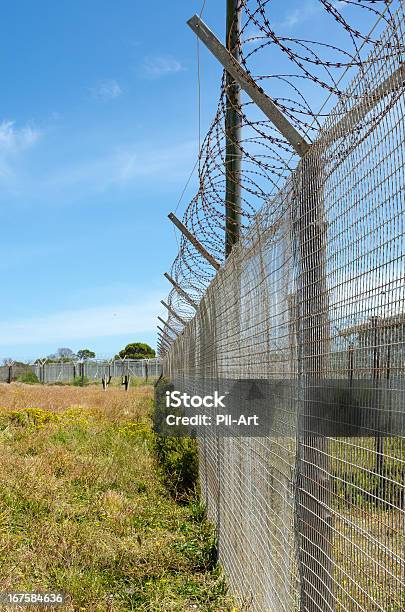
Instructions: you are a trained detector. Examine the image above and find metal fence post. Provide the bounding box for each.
[371,316,385,505]
[293,148,334,611]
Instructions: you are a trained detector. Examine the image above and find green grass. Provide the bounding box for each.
[0,384,235,611]
[329,436,404,509]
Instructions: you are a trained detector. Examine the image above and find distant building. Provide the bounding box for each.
[340,314,405,377]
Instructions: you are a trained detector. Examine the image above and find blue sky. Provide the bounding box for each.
[0,0,382,361]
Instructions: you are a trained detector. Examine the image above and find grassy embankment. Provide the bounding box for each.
[0,383,235,611]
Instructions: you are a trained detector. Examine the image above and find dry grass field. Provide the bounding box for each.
[0,383,235,611]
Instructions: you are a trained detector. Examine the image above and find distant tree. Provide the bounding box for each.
[77,349,96,361]
[2,358,27,366]
[47,348,77,362]
[57,348,76,359]
[115,342,155,360]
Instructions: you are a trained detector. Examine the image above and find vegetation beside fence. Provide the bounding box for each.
[0,383,234,611]
[153,377,200,501]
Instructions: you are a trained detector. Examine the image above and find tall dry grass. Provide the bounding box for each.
[0,383,234,612]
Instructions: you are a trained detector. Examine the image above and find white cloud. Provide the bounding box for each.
[90,79,123,101]
[0,129,198,201]
[0,243,62,271]
[0,121,40,155]
[0,298,161,346]
[243,28,265,46]
[42,139,198,194]
[0,120,41,180]
[331,1,347,9]
[277,1,322,29]
[140,55,184,78]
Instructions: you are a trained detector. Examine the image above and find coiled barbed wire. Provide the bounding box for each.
[159,0,404,354]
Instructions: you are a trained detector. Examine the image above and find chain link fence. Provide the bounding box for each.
[161,4,405,611]
[0,359,162,384]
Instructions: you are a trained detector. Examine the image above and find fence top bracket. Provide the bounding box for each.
[187,14,310,157]
[158,316,179,338]
[168,212,221,271]
[164,272,198,310]
[161,300,187,327]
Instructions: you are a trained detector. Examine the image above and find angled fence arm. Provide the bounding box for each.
[326,63,405,143]
[168,213,221,270]
[161,300,187,327]
[187,14,310,157]
[164,273,198,310]
[157,316,178,338]
[157,344,166,355]
[157,330,171,349]
[157,325,176,342]
[156,338,166,352]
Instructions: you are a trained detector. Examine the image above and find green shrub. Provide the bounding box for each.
[72,376,90,387]
[154,434,199,500]
[153,377,199,500]
[16,371,40,385]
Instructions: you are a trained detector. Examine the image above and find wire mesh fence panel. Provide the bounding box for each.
[111,359,162,380]
[0,364,33,382]
[84,362,110,380]
[161,3,405,611]
[0,359,162,385]
[0,366,9,382]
